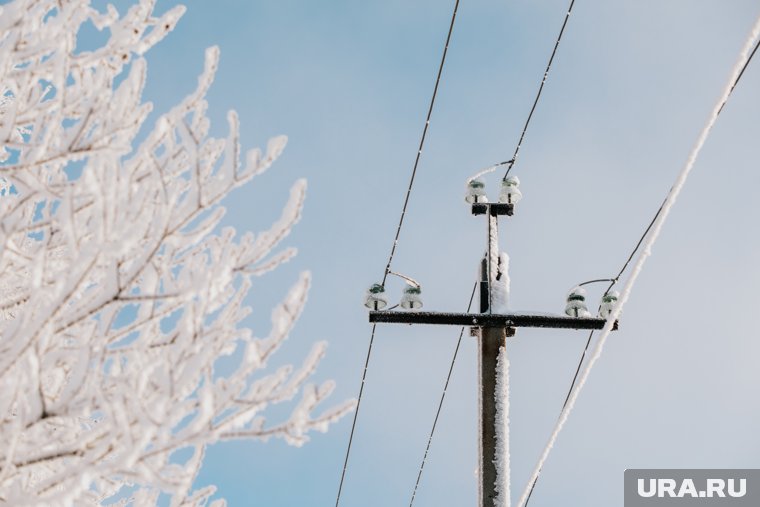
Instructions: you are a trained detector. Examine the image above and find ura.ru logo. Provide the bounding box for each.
[637,478,746,499]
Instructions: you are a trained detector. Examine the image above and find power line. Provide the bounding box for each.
[334,324,378,507]
[382,0,461,286]
[522,18,760,505]
[408,281,478,507]
[408,0,582,502]
[522,200,665,506]
[504,0,577,179]
[335,1,461,504]
[718,35,760,115]
[342,3,759,506]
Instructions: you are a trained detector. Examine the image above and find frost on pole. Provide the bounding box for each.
[0,1,353,505]
[494,346,511,507]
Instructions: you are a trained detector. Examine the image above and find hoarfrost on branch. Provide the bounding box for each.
[0,1,353,505]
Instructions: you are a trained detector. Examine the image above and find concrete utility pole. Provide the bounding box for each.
[369,201,617,507]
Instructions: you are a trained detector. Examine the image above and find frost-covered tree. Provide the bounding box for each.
[0,1,352,505]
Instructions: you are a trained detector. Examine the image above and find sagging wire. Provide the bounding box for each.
[408,281,478,507]
[522,15,760,505]
[335,1,461,504]
[504,0,578,180]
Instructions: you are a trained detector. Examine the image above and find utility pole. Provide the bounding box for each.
[369,200,617,507]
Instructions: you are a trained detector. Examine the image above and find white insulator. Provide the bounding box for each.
[499,175,522,204]
[564,286,590,318]
[364,283,388,310]
[400,285,423,310]
[599,290,620,319]
[465,179,488,204]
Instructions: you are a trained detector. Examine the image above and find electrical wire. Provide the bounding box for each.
[408,281,478,507]
[335,2,461,504]
[521,16,760,506]
[382,0,461,286]
[718,35,760,115]
[504,0,577,179]
[409,1,581,501]
[387,270,422,288]
[467,158,513,182]
[522,202,665,505]
[577,278,615,287]
[341,3,758,506]
[335,324,378,507]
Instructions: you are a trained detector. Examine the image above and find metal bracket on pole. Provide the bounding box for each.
[368,311,617,331]
[472,203,514,216]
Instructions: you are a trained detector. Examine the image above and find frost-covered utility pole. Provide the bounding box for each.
[370,189,617,507]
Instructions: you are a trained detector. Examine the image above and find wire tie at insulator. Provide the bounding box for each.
[387,270,421,288]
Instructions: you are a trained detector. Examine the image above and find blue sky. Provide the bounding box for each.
[128,1,760,505]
